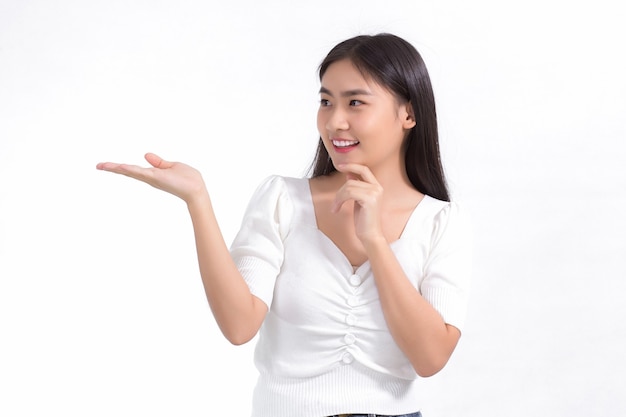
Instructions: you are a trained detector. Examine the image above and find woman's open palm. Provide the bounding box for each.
[96,153,206,203]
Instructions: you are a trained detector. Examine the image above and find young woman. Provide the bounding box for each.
[97,33,471,417]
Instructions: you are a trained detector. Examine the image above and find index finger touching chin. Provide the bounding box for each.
[336,163,377,184]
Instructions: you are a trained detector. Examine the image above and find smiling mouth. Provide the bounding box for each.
[332,139,360,148]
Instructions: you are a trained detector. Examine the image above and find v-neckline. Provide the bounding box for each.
[304,178,427,271]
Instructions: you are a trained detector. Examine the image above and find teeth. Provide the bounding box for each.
[332,140,359,147]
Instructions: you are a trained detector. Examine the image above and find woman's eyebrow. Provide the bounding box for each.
[319,86,373,97]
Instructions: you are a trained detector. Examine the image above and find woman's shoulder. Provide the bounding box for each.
[412,195,471,236]
[249,175,307,196]
[248,175,310,215]
[419,195,465,216]
[254,174,309,188]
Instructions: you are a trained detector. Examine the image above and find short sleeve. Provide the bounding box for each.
[229,175,293,308]
[420,202,472,332]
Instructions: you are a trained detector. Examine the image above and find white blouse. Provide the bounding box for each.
[230,175,472,417]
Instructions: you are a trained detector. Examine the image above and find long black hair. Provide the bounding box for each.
[309,33,450,202]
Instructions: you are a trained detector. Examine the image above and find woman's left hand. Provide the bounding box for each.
[332,163,385,244]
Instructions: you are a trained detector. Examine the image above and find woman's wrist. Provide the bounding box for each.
[361,234,388,253]
[185,188,212,212]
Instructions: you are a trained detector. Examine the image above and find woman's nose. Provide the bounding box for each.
[326,107,349,131]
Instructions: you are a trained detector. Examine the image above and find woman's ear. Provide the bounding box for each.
[402,103,416,129]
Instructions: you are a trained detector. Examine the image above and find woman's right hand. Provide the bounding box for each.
[97,152,266,344]
[96,153,207,204]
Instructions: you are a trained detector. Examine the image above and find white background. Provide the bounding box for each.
[1,1,625,416]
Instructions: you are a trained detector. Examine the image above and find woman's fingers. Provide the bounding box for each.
[332,163,385,241]
[144,152,174,169]
[332,179,371,212]
[97,154,207,203]
[95,161,116,171]
[335,163,379,184]
[333,164,382,209]
[96,161,149,179]
[96,153,171,183]
[332,166,382,210]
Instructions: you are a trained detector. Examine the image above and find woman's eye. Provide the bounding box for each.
[320,98,330,107]
[349,99,363,106]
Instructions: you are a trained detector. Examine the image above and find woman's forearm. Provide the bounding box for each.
[186,191,267,345]
[96,155,266,344]
[364,237,460,377]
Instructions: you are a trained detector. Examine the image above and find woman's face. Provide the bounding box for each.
[317,59,415,173]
